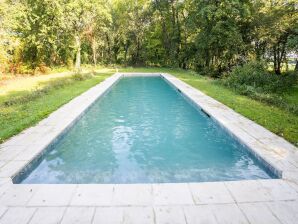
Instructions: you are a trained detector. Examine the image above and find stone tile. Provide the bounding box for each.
[189,182,234,204]
[70,184,114,206]
[211,204,249,224]
[61,207,95,224]
[16,132,45,146]
[33,131,61,147]
[93,207,123,224]
[123,207,154,224]
[266,201,298,224]
[286,180,298,193]
[0,177,12,185]
[259,179,298,201]
[22,125,50,135]
[0,178,12,196]
[283,170,298,181]
[240,123,276,141]
[273,160,297,171]
[239,203,281,224]
[29,207,66,224]
[0,184,39,206]
[0,161,28,178]
[225,180,272,202]
[154,206,187,224]
[0,207,36,224]
[0,149,22,161]
[113,184,153,206]
[183,205,217,224]
[153,183,194,205]
[0,133,28,146]
[260,137,297,154]
[0,207,8,218]
[13,147,42,161]
[0,161,7,169]
[28,185,77,206]
[220,124,256,147]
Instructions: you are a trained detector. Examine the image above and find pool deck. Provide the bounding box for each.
[0,73,297,223]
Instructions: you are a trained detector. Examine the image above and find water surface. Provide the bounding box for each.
[20,77,275,183]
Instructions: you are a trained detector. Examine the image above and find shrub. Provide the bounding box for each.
[222,61,298,115]
[35,63,50,74]
[73,73,93,81]
[224,61,297,94]
[8,63,34,75]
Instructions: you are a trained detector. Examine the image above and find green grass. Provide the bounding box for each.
[0,72,112,142]
[283,85,298,105]
[120,67,298,146]
[1,66,297,147]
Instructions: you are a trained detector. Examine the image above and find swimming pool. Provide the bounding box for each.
[16,76,275,184]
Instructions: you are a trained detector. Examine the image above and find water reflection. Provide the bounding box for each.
[21,77,275,184]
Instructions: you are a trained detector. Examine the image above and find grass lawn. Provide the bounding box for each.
[0,72,113,143]
[120,67,298,146]
[0,66,297,147]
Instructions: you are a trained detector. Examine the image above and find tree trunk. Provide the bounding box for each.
[273,34,288,75]
[124,41,129,64]
[91,37,97,66]
[295,59,298,71]
[273,44,282,75]
[155,0,170,61]
[75,35,81,72]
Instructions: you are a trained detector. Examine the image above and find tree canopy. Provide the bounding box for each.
[0,0,297,75]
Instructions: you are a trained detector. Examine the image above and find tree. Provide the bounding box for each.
[15,0,67,69]
[248,0,298,74]
[65,0,97,70]
[186,0,247,75]
[83,1,111,66]
[0,0,297,76]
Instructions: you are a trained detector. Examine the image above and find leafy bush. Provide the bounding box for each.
[35,63,50,74]
[8,63,34,75]
[222,61,298,114]
[73,73,93,81]
[224,61,297,93]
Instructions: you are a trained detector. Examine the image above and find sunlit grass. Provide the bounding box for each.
[0,72,112,142]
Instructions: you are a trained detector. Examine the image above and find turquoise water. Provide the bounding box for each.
[20,77,274,184]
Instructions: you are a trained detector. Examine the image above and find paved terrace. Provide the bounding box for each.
[0,73,297,224]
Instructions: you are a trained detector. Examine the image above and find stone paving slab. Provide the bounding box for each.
[239,203,282,224]
[0,72,297,223]
[189,182,235,204]
[61,207,95,224]
[70,184,114,206]
[29,207,65,224]
[1,202,297,223]
[0,180,297,207]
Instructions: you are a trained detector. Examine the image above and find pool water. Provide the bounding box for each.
[19,77,275,183]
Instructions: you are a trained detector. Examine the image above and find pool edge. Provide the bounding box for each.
[0,72,297,184]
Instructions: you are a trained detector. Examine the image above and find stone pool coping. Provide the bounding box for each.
[0,72,297,223]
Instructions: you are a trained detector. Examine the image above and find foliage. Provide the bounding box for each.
[223,61,298,114]
[0,0,296,76]
[16,0,67,68]
[224,61,297,93]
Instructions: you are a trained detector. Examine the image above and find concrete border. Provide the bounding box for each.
[0,72,297,224]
